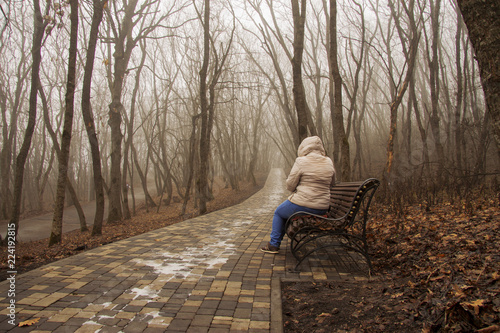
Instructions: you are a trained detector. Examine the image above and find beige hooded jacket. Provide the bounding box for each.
[286,136,336,210]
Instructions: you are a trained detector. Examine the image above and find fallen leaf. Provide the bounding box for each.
[19,318,40,327]
[317,316,329,324]
[391,292,404,298]
[451,284,466,298]
[462,299,488,315]
[429,275,446,282]
[476,325,500,333]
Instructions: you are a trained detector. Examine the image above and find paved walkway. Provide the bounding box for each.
[0,169,368,332]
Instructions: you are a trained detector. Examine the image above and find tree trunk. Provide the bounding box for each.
[9,0,46,240]
[131,143,157,209]
[197,0,211,215]
[329,0,350,181]
[0,85,13,220]
[122,40,147,220]
[81,0,106,236]
[0,47,29,220]
[291,0,309,142]
[49,0,78,246]
[428,0,445,178]
[385,33,420,184]
[40,81,87,232]
[108,100,124,223]
[454,6,464,177]
[456,0,500,157]
[107,0,139,224]
[182,114,200,216]
[411,78,430,175]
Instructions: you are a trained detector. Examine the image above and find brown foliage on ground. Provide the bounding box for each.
[0,176,265,281]
[283,196,500,332]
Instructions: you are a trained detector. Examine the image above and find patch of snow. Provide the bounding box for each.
[130,285,160,299]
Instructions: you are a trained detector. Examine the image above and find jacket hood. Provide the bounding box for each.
[297,136,326,157]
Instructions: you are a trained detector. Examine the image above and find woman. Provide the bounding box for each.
[261,136,336,254]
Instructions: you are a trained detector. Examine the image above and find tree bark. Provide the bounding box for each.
[329,0,350,181]
[131,143,157,208]
[81,0,106,236]
[122,39,147,220]
[107,0,140,224]
[0,41,29,220]
[385,32,420,183]
[182,114,200,216]
[40,81,87,233]
[456,0,500,157]
[428,0,445,178]
[454,6,464,176]
[197,0,211,215]
[49,0,79,246]
[291,0,309,142]
[9,0,46,239]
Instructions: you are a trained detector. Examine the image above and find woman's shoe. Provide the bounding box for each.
[260,243,279,254]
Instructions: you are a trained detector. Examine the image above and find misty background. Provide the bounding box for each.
[0,0,496,244]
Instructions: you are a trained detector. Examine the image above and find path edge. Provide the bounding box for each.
[271,277,284,333]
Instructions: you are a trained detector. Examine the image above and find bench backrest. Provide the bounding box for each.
[328,178,380,224]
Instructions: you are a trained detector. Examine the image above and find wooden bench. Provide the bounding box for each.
[285,178,380,272]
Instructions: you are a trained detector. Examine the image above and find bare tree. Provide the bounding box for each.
[0,21,30,220]
[303,4,326,139]
[247,86,270,186]
[81,0,106,236]
[455,0,500,159]
[105,0,140,223]
[328,0,350,181]
[197,0,211,215]
[426,0,445,178]
[243,0,299,150]
[104,0,189,223]
[122,39,147,219]
[384,0,420,186]
[196,0,234,214]
[453,3,464,176]
[48,0,79,246]
[291,0,311,142]
[40,83,87,233]
[8,0,48,240]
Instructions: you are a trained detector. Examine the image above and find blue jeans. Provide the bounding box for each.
[269,200,327,248]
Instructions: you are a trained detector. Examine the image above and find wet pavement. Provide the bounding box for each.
[0,169,368,332]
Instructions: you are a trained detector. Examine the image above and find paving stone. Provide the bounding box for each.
[167,318,191,331]
[97,317,121,326]
[207,326,231,332]
[196,308,216,316]
[143,328,167,333]
[123,321,148,333]
[214,309,234,317]
[64,317,88,326]
[0,169,369,332]
[37,321,64,331]
[186,327,210,333]
[53,325,88,333]
[96,327,123,333]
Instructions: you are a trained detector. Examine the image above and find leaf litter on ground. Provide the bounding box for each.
[283,196,499,332]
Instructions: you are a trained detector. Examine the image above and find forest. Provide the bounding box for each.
[0,0,498,246]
